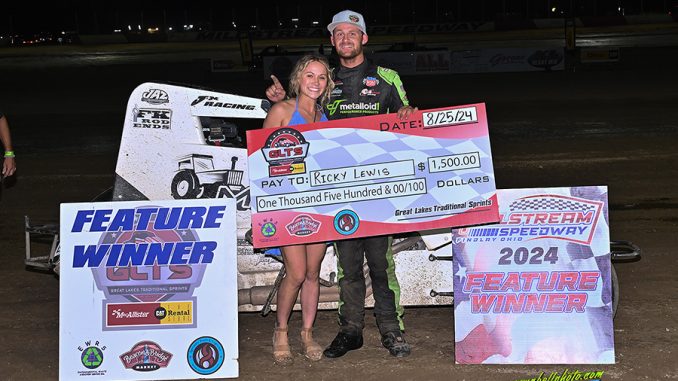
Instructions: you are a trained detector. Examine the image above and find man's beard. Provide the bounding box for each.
[337,44,362,59]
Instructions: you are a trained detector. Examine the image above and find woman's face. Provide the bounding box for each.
[298,61,328,100]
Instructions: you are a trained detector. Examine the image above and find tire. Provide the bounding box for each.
[611,264,620,319]
[171,170,200,199]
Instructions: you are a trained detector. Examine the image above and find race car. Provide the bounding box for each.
[25,82,458,313]
[25,82,638,315]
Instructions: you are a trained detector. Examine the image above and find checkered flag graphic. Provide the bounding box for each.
[509,197,596,212]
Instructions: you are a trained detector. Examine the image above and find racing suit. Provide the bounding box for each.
[324,59,410,335]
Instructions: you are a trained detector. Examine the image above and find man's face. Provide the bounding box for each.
[330,24,368,59]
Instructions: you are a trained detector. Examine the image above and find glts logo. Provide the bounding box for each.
[334,210,359,235]
[187,337,224,375]
[71,205,220,331]
[261,128,309,177]
[141,89,169,104]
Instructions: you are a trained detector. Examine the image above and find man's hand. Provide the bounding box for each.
[397,105,418,120]
[265,75,287,103]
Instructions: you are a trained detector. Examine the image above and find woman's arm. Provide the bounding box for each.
[263,101,292,129]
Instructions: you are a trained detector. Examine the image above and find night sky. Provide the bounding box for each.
[2,0,672,35]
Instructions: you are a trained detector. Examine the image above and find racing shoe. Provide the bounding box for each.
[323,332,363,358]
[381,331,411,358]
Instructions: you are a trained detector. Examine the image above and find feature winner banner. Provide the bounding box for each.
[59,198,238,380]
[453,186,615,364]
[246,103,499,248]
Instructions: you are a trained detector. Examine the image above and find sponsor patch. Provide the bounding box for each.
[141,88,169,104]
[261,128,309,177]
[334,210,359,235]
[133,108,171,129]
[77,340,107,377]
[191,95,256,110]
[360,88,380,97]
[285,214,321,236]
[106,301,193,327]
[187,337,224,375]
[120,341,172,372]
[362,76,379,87]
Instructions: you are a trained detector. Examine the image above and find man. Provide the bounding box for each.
[0,112,16,179]
[266,10,416,358]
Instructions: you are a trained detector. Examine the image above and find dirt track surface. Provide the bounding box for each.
[1,39,677,380]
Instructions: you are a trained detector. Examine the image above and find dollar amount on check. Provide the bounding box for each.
[246,103,500,248]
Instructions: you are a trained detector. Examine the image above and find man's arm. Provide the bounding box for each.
[0,115,16,177]
[377,67,418,120]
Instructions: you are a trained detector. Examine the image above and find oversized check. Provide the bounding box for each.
[246,103,499,248]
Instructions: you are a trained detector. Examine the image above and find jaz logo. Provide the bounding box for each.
[141,89,169,105]
[362,76,379,87]
[191,95,256,110]
[261,128,309,177]
[133,108,171,129]
[285,215,321,236]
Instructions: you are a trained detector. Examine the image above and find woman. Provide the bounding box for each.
[262,54,334,364]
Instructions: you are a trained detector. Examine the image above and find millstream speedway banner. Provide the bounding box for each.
[246,103,500,247]
[453,186,615,364]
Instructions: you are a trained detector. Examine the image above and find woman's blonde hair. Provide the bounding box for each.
[288,53,335,107]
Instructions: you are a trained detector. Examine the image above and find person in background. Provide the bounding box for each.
[262,53,335,365]
[0,112,16,179]
[266,10,417,359]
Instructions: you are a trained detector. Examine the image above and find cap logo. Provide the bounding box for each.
[349,15,360,23]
